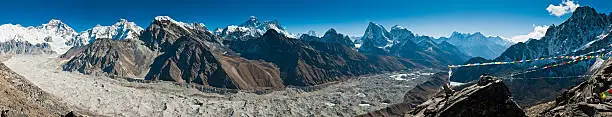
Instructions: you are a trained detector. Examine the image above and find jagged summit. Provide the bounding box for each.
[153,16,175,22]
[306,30,317,37]
[220,16,294,41]
[75,19,144,45]
[360,22,392,50]
[324,28,337,34]
[241,16,261,27]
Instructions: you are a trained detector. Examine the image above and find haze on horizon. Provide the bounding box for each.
[1,0,611,42]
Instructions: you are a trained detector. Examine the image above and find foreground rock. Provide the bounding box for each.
[536,58,612,116]
[410,77,527,117]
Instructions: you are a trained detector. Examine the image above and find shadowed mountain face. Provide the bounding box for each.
[358,22,470,68]
[62,39,156,77]
[141,17,285,90]
[145,36,285,90]
[231,30,417,86]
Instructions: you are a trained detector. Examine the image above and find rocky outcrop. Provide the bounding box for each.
[231,29,416,86]
[536,58,612,117]
[359,75,527,117]
[409,77,527,117]
[62,38,156,77]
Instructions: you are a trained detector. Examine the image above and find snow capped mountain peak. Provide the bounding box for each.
[40,19,76,34]
[152,16,197,33]
[306,30,317,37]
[241,16,261,27]
[220,16,295,40]
[391,25,406,30]
[325,28,337,34]
[361,22,393,49]
[75,19,144,46]
[214,28,223,35]
[154,16,175,22]
[389,25,415,43]
[0,18,79,54]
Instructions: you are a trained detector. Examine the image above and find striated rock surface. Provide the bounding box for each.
[62,38,156,78]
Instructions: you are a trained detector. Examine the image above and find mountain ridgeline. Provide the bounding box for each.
[60,16,442,89]
[48,12,521,90]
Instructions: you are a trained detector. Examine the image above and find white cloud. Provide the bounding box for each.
[546,0,580,17]
[508,25,550,43]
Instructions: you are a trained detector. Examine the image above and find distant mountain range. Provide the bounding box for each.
[8,7,604,91]
[436,32,513,59]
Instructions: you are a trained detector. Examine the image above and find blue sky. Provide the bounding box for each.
[1,0,611,42]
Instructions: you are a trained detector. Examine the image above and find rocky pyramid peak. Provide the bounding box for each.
[324,28,337,35]
[240,16,262,27]
[306,30,317,37]
[571,6,599,18]
[261,29,285,40]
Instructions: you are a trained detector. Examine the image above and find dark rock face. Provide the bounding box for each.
[0,40,54,54]
[410,78,527,117]
[146,36,226,86]
[62,39,155,77]
[538,59,612,117]
[231,30,416,86]
[145,36,285,90]
[319,28,355,48]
